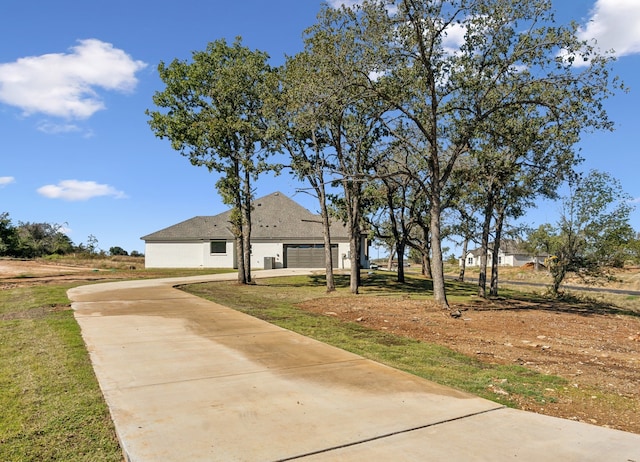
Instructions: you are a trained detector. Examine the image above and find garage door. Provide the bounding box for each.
[284,244,339,268]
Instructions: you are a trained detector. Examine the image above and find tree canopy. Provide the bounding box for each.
[147,37,278,284]
[533,170,636,296]
[145,0,629,308]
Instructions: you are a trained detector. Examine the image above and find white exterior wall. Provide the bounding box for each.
[202,241,235,268]
[502,254,516,266]
[146,240,367,269]
[145,241,235,268]
[250,242,284,269]
[460,251,545,268]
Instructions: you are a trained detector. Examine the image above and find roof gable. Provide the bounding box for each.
[141,192,349,242]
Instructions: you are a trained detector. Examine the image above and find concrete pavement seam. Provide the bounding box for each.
[271,406,506,462]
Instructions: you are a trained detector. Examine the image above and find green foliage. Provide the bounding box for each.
[0,213,127,259]
[274,0,620,305]
[146,37,277,192]
[108,246,128,256]
[147,37,280,284]
[531,170,636,295]
[0,212,18,256]
[9,220,74,258]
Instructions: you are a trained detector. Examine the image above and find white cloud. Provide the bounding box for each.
[0,176,15,187]
[442,21,467,56]
[578,0,640,58]
[327,0,362,7]
[36,121,82,134]
[37,179,127,201]
[0,39,147,119]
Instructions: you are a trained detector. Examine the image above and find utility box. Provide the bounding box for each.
[264,257,275,269]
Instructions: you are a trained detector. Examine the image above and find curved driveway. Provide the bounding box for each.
[68,270,640,461]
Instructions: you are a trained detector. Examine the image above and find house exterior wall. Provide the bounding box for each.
[145,241,235,268]
[250,242,284,269]
[460,251,545,268]
[144,240,368,269]
[332,241,371,269]
[512,254,535,266]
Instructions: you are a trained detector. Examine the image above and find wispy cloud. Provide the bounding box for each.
[0,176,15,187]
[37,179,127,201]
[36,121,82,134]
[0,39,147,119]
[327,0,362,8]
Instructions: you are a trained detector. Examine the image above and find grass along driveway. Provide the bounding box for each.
[0,259,235,462]
[182,272,640,434]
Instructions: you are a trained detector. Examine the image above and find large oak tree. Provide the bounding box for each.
[147,38,276,283]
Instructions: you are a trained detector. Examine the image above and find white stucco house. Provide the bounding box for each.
[141,192,369,270]
[461,240,547,268]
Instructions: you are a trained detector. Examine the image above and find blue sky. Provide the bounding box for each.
[1,0,639,255]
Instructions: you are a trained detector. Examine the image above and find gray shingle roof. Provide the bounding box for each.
[141,192,349,242]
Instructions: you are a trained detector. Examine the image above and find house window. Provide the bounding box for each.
[210,241,226,254]
[498,256,502,265]
[468,257,473,265]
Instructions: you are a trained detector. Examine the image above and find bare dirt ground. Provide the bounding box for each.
[0,257,143,289]
[300,291,640,434]
[3,258,639,434]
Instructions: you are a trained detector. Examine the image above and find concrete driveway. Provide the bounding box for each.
[68,270,640,461]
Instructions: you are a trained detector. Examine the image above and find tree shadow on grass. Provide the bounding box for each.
[266,271,482,298]
[305,271,438,294]
[266,271,638,318]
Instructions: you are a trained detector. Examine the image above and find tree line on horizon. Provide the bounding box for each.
[146,0,638,312]
[0,212,141,259]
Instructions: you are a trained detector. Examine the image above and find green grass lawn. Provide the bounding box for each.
[0,284,122,462]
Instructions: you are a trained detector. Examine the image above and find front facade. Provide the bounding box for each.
[141,192,369,270]
[461,241,547,268]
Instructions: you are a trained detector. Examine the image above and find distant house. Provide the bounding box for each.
[141,192,370,270]
[460,240,547,268]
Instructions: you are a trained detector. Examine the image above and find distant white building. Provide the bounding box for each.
[141,192,369,270]
[460,240,547,268]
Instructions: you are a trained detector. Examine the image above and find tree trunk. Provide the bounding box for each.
[349,233,360,294]
[550,261,566,297]
[387,247,395,271]
[429,197,449,309]
[420,224,432,279]
[235,234,246,284]
[242,171,252,283]
[421,253,429,278]
[477,194,494,298]
[423,248,433,278]
[458,238,468,281]
[318,186,335,292]
[396,241,405,283]
[384,188,404,283]
[231,184,247,284]
[490,209,505,297]
[344,182,362,295]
